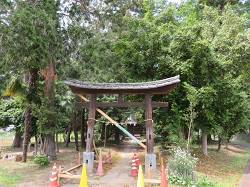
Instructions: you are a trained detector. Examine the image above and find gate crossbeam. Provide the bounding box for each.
[78,94,147,149]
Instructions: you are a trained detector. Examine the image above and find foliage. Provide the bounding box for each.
[168,147,198,177]
[168,173,214,187]
[0,96,24,130]
[0,0,249,161]
[33,155,50,167]
[167,147,215,187]
[31,96,68,135]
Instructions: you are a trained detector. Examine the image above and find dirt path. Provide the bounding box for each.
[88,140,142,187]
[2,140,145,187]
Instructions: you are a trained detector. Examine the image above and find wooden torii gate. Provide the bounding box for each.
[65,75,180,172]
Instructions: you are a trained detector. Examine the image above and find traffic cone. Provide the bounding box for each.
[48,163,59,187]
[105,150,112,164]
[96,150,103,175]
[134,152,141,165]
[137,165,145,187]
[160,165,168,187]
[79,163,88,187]
[130,156,138,177]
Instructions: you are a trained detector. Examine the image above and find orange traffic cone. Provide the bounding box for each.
[105,150,112,164]
[96,150,103,175]
[130,156,138,177]
[134,152,141,165]
[48,163,59,187]
[160,165,168,187]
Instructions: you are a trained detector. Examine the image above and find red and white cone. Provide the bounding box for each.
[48,163,59,187]
[96,152,103,175]
[134,152,141,165]
[105,150,112,164]
[160,165,168,187]
[130,156,138,177]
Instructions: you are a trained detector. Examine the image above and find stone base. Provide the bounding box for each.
[145,154,156,173]
[83,152,94,173]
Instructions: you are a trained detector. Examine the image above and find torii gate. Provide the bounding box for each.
[65,75,180,172]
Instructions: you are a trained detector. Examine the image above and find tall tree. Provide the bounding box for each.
[1,0,63,161]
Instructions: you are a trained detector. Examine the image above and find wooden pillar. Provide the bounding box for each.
[145,93,154,154]
[86,94,96,152]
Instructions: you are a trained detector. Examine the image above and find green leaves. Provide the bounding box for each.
[1,0,62,72]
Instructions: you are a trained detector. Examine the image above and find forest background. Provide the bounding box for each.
[0,0,249,163]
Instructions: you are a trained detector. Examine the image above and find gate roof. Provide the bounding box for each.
[65,75,180,94]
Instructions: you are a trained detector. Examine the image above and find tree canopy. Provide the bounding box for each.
[0,0,249,158]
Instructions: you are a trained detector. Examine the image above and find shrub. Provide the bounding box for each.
[33,155,50,167]
[168,173,214,187]
[167,147,214,186]
[168,147,198,178]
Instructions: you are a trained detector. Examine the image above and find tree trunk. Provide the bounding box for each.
[22,68,38,162]
[179,124,186,140]
[81,108,86,149]
[202,128,208,156]
[12,129,23,148]
[43,134,56,161]
[34,136,38,157]
[42,53,57,160]
[217,135,222,151]
[64,123,72,147]
[115,128,120,143]
[55,133,59,153]
[22,108,32,162]
[73,114,79,151]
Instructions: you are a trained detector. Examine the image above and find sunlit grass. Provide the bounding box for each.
[0,167,22,187]
[194,143,250,187]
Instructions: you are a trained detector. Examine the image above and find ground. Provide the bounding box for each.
[0,139,250,187]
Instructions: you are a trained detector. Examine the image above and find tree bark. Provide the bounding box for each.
[73,113,79,151]
[64,123,72,147]
[12,129,23,148]
[217,135,222,151]
[42,52,57,160]
[55,133,59,153]
[22,108,32,162]
[43,134,56,161]
[22,68,38,162]
[202,128,208,156]
[81,108,86,149]
[114,128,120,143]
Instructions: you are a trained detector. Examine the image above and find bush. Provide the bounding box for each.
[168,147,198,178]
[33,155,50,167]
[168,173,214,187]
[167,147,214,186]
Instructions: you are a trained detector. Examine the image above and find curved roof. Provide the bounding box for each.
[65,75,180,94]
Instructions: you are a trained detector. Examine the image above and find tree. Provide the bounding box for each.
[114,0,249,156]
[1,0,64,161]
[0,96,24,147]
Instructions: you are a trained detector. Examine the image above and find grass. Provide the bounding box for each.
[0,167,21,187]
[193,142,250,187]
[0,131,249,187]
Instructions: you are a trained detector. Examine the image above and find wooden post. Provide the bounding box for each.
[58,165,61,185]
[148,167,151,187]
[86,94,96,152]
[78,152,81,165]
[145,93,154,154]
[104,124,107,148]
